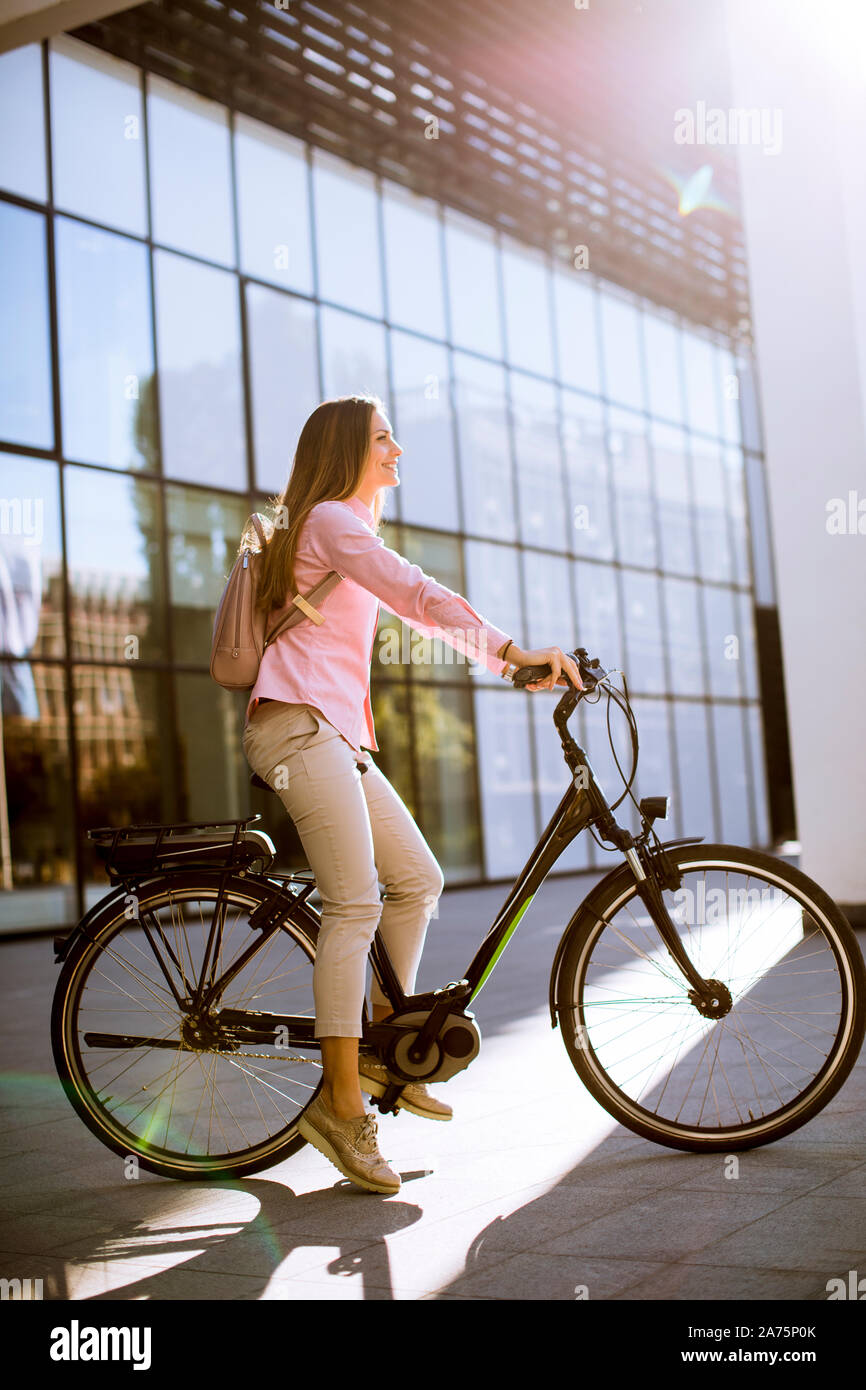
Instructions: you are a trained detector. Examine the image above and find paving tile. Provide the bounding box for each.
[431,1252,662,1300]
[614,1262,832,1301]
[676,1194,866,1274]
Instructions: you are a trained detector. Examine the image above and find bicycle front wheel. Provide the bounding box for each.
[556,843,866,1151]
[52,872,323,1179]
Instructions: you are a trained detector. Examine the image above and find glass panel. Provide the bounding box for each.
[736,590,759,699]
[319,304,388,404]
[737,356,764,454]
[599,288,644,411]
[0,661,75,932]
[522,549,575,652]
[511,372,567,551]
[718,345,742,444]
[453,352,515,541]
[682,329,721,438]
[500,239,554,377]
[166,486,249,668]
[552,268,600,395]
[411,683,482,882]
[744,452,776,606]
[582,679,642,838]
[691,437,732,583]
[246,284,319,494]
[370,678,415,814]
[312,149,383,317]
[473,687,536,879]
[0,203,52,449]
[0,44,47,202]
[629,696,675,834]
[381,181,445,339]
[147,75,235,266]
[746,703,770,845]
[49,37,147,236]
[443,210,503,360]
[64,466,167,662]
[463,538,522,687]
[389,332,458,531]
[560,391,614,560]
[55,218,156,470]
[621,568,665,694]
[573,560,623,671]
[724,446,751,586]
[711,702,751,844]
[651,422,695,576]
[176,673,253,823]
[75,666,175,890]
[530,691,591,872]
[384,527,469,684]
[153,250,246,488]
[663,577,705,696]
[608,407,657,568]
[0,453,64,660]
[235,114,313,294]
[671,700,716,840]
[702,585,743,698]
[642,309,684,423]
[372,520,405,682]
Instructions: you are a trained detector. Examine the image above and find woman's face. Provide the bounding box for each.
[360,408,402,494]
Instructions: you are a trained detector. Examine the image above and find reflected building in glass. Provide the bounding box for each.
[0,15,786,932]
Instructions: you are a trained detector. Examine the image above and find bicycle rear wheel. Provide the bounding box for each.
[52,872,323,1179]
[556,844,866,1151]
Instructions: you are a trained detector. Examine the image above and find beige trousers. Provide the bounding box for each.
[241,700,444,1037]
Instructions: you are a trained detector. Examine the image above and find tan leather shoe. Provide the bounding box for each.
[359,1058,453,1121]
[298,1091,401,1194]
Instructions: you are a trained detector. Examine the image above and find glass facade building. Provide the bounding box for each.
[0,34,773,932]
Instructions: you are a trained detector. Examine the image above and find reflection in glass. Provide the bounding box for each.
[629,696,674,840]
[747,704,770,845]
[389,332,458,530]
[621,568,665,694]
[691,438,732,583]
[717,346,742,444]
[246,285,319,494]
[235,115,313,293]
[312,150,383,317]
[319,304,388,402]
[712,702,751,844]
[573,559,623,671]
[651,422,695,576]
[663,577,704,696]
[511,372,566,551]
[147,75,234,265]
[384,527,468,685]
[560,392,613,560]
[530,690,591,872]
[49,37,147,236]
[443,211,503,360]
[55,218,156,470]
[166,487,249,668]
[0,44,47,202]
[382,182,446,339]
[724,446,750,585]
[642,310,684,423]
[453,353,515,541]
[736,590,759,699]
[473,687,536,878]
[599,289,644,411]
[682,330,721,438]
[64,466,167,662]
[0,203,52,449]
[153,250,246,488]
[608,407,657,568]
[552,268,600,396]
[0,660,75,929]
[411,683,482,881]
[521,550,575,651]
[701,585,742,699]
[75,665,175,884]
[0,454,63,663]
[464,539,523,688]
[500,240,554,377]
[672,700,716,840]
[370,678,415,814]
[176,673,258,826]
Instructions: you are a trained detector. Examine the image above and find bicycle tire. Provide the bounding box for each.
[51,871,324,1180]
[555,843,866,1151]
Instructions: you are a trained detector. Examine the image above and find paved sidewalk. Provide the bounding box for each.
[1,870,865,1301]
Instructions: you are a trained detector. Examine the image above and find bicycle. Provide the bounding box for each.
[51,648,866,1179]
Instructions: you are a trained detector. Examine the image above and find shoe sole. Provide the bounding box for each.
[359,1073,452,1122]
[297,1112,401,1195]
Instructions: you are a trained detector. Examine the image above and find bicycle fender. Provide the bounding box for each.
[546,837,705,1027]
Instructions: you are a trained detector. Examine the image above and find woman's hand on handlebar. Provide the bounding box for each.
[507,645,584,691]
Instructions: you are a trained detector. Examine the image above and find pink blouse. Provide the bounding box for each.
[244,495,513,756]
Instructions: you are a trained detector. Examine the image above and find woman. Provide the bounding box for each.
[241,393,583,1195]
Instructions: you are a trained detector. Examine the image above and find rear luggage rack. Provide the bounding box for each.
[88,815,276,881]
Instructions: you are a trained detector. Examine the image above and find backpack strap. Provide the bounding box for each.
[263,571,344,648]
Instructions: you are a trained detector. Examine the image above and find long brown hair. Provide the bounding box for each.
[250,394,388,615]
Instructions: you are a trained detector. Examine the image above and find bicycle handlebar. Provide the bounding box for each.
[510,647,609,694]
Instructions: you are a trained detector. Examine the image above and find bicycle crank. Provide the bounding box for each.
[371,1009,481,1084]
